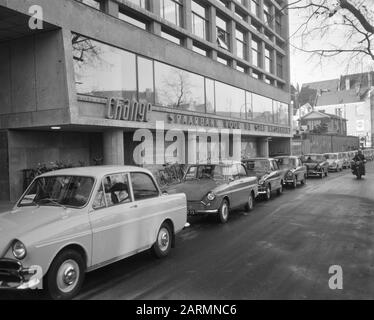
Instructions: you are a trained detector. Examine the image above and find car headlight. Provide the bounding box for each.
[207,192,216,201]
[12,240,27,260]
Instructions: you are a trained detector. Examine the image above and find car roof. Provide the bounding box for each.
[242,158,275,161]
[39,166,151,178]
[274,156,298,159]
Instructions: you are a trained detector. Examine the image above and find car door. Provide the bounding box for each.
[235,164,251,206]
[224,164,241,208]
[270,160,282,189]
[89,172,138,266]
[129,172,163,249]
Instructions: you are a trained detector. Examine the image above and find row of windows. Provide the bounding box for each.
[72,34,289,125]
[76,0,286,86]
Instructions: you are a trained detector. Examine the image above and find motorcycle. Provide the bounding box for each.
[351,160,366,179]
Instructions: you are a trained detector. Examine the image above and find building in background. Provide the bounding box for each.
[0,0,292,201]
[299,111,347,136]
[296,72,374,149]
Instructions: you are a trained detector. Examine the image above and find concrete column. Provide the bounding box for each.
[246,30,252,62]
[103,0,119,16]
[257,138,269,157]
[208,5,217,60]
[258,0,265,22]
[260,40,265,70]
[184,0,192,32]
[103,129,124,165]
[229,20,236,57]
[150,0,162,35]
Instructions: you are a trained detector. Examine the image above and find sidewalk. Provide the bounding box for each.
[0,201,14,214]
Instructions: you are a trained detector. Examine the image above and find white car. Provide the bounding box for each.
[324,153,344,172]
[0,166,187,300]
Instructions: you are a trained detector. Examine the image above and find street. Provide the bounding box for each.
[1,163,374,300]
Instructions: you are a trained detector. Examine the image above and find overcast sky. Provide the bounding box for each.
[289,5,374,87]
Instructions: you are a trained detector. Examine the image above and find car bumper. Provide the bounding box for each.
[187,201,219,216]
[0,259,40,290]
[306,170,322,176]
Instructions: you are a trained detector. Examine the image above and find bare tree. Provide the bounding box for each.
[284,0,374,66]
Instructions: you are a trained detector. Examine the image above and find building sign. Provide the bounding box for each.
[106,97,152,122]
[167,112,290,134]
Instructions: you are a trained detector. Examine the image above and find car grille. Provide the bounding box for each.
[0,259,23,283]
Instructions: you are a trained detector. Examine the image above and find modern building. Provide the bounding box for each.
[0,0,292,201]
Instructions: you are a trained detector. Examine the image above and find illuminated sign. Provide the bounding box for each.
[106,98,152,122]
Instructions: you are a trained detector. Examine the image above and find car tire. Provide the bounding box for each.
[218,199,230,224]
[264,185,271,201]
[245,192,255,212]
[277,183,283,196]
[153,222,172,259]
[320,171,324,179]
[325,170,328,177]
[301,176,306,185]
[45,249,85,300]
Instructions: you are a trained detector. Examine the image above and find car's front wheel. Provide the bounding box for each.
[277,183,283,196]
[45,249,85,300]
[245,192,255,212]
[218,199,230,224]
[153,222,172,259]
[264,185,271,201]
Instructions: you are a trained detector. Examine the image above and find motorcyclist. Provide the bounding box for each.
[352,150,366,175]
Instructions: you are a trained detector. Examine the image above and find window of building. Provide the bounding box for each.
[72,34,137,101]
[236,28,246,60]
[279,102,289,125]
[264,76,273,85]
[263,2,273,28]
[264,47,272,73]
[130,173,159,200]
[126,0,149,9]
[251,0,260,17]
[235,7,247,22]
[236,64,246,73]
[217,0,230,8]
[215,81,246,120]
[138,56,155,104]
[192,1,208,40]
[161,0,183,27]
[217,55,229,65]
[77,0,102,10]
[275,11,282,35]
[205,78,215,114]
[246,91,253,119]
[251,38,261,67]
[252,70,261,79]
[155,61,205,113]
[252,93,273,123]
[193,43,208,56]
[118,9,148,30]
[276,53,283,78]
[216,15,230,50]
[161,29,183,45]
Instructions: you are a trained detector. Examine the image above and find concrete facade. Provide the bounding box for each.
[0,0,292,201]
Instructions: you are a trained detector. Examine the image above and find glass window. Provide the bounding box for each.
[238,164,247,177]
[251,38,261,67]
[155,61,205,113]
[217,56,228,65]
[192,1,208,40]
[19,176,95,208]
[265,47,273,73]
[118,10,148,30]
[236,29,246,59]
[103,174,132,206]
[193,44,208,56]
[72,34,137,101]
[273,100,280,124]
[162,0,183,27]
[251,0,259,17]
[138,56,155,104]
[275,12,282,35]
[161,30,182,45]
[205,78,215,114]
[215,81,245,120]
[279,102,289,125]
[126,0,148,9]
[276,54,283,78]
[78,0,102,10]
[131,173,159,200]
[216,16,230,50]
[246,91,253,120]
[252,93,273,123]
[93,183,106,209]
[264,2,273,27]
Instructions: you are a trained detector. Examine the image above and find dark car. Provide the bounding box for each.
[242,158,283,201]
[275,156,307,188]
[303,154,329,178]
[165,162,258,224]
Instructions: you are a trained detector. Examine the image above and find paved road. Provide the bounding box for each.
[1,163,374,300]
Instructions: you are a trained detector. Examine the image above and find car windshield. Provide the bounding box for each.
[305,155,323,162]
[276,158,297,169]
[325,154,338,160]
[184,165,234,181]
[19,175,95,208]
[244,160,270,175]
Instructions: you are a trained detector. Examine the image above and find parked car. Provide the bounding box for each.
[166,162,258,224]
[274,156,307,188]
[303,154,329,178]
[324,153,344,172]
[341,152,351,169]
[242,158,283,200]
[0,166,187,300]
